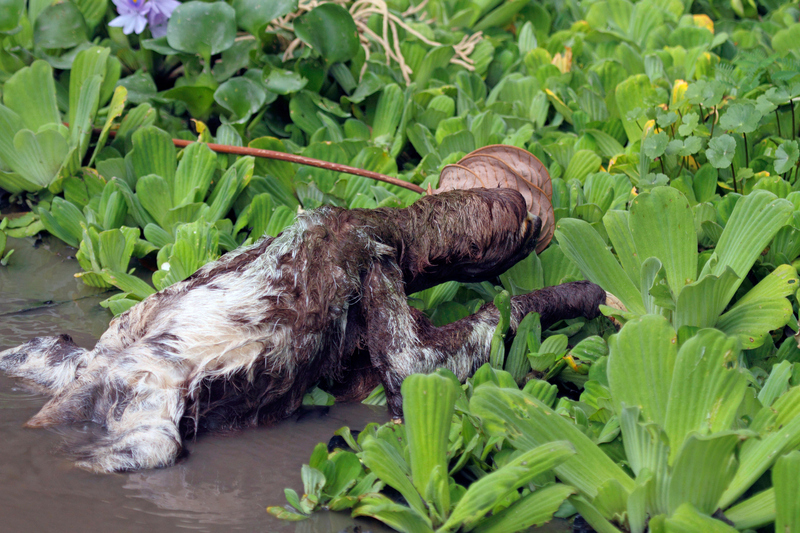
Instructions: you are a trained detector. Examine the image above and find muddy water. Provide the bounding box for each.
[0,235,570,533]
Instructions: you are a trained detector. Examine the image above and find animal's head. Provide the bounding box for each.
[391,188,541,293]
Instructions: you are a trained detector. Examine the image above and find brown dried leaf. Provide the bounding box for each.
[435,146,554,252]
[470,145,552,199]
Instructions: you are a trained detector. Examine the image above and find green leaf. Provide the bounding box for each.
[263,66,308,95]
[358,437,427,518]
[724,488,775,530]
[39,197,85,248]
[693,165,717,203]
[372,84,404,141]
[470,385,635,503]
[664,503,739,533]
[267,505,308,521]
[720,387,800,507]
[630,187,697,298]
[758,361,794,408]
[73,0,107,30]
[443,442,575,531]
[97,227,136,272]
[136,174,172,227]
[90,86,127,166]
[774,451,800,532]
[505,312,540,383]
[131,126,176,185]
[33,1,88,49]
[293,3,359,64]
[100,269,156,299]
[555,218,645,315]
[569,495,625,533]
[615,74,654,144]
[3,60,60,132]
[0,0,23,31]
[152,221,219,290]
[607,314,676,427]
[352,495,433,533]
[471,483,575,533]
[674,268,739,330]
[231,0,296,35]
[69,74,101,158]
[665,329,746,460]
[564,150,602,184]
[678,113,699,137]
[69,46,109,130]
[402,372,457,512]
[473,0,528,31]
[143,223,173,248]
[111,178,157,228]
[603,210,640,285]
[324,450,362,499]
[205,156,253,223]
[214,76,267,123]
[12,128,69,188]
[719,102,761,134]
[774,140,799,175]
[166,1,236,61]
[643,131,669,160]
[716,297,793,349]
[173,142,216,206]
[265,205,296,237]
[162,85,216,118]
[700,190,793,301]
[705,135,736,169]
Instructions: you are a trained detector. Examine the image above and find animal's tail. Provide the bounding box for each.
[0,334,91,395]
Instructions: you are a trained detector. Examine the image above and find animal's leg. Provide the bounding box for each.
[0,334,92,395]
[25,339,188,472]
[362,262,605,418]
[71,386,185,473]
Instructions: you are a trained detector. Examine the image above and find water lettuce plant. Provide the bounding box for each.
[270,371,579,533]
[471,316,800,532]
[556,186,798,349]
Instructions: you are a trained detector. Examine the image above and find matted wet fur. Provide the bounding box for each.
[0,188,606,472]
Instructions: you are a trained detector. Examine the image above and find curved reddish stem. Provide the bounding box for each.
[171,139,424,194]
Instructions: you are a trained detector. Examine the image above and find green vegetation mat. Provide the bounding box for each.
[0,0,799,530]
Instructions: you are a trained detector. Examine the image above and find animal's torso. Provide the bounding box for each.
[93,207,398,431]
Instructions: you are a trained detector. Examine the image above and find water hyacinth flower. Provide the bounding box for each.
[109,0,179,38]
[146,0,180,38]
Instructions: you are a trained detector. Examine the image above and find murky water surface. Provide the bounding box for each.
[0,235,570,533]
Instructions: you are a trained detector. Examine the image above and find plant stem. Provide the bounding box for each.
[776,109,783,138]
[699,103,705,124]
[81,125,426,194]
[710,106,716,137]
[731,164,738,194]
[793,99,797,140]
[170,139,425,193]
[743,132,749,168]
[660,158,666,175]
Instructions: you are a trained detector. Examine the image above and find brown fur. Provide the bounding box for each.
[0,188,605,471]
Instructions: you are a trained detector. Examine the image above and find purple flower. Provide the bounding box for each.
[146,0,180,38]
[108,0,179,37]
[109,0,151,35]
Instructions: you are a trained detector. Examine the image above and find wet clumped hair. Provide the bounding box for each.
[0,188,605,472]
